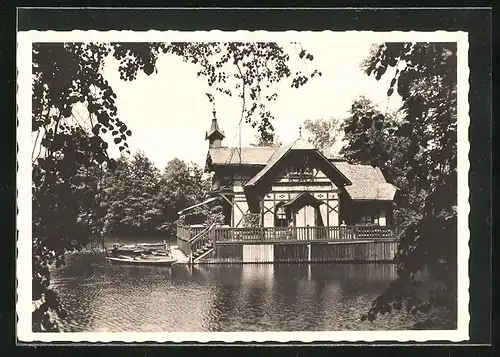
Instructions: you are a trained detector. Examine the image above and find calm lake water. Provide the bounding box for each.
[50,237,443,332]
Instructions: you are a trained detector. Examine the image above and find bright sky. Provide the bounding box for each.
[99,39,402,168]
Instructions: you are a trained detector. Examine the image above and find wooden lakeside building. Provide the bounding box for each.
[176,111,401,264]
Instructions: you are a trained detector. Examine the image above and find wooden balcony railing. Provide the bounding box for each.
[211,226,402,242]
[177,225,402,247]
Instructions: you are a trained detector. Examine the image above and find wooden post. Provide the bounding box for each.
[211,228,216,260]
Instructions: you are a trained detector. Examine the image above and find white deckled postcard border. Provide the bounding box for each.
[16,30,470,343]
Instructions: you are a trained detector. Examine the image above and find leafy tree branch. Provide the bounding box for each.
[31,41,318,330]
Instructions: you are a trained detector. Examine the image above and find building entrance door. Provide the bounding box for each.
[295,205,316,239]
[283,192,323,240]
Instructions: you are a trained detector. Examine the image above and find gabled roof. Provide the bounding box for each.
[204,138,397,202]
[244,141,297,186]
[245,138,351,188]
[332,161,398,201]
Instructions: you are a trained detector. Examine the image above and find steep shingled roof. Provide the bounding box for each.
[332,161,398,201]
[206,142,397,201]
[244,141,296,187]
[245,138,351,188]
[208,146,277,165]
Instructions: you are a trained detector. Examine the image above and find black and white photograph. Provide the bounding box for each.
[16,13,473,343]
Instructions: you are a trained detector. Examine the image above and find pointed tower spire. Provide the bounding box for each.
[205,107,225,148]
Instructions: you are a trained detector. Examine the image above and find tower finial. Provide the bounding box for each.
[206,105,225,148]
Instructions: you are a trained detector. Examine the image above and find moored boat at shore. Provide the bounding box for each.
[106,241,176,266]
[106,255,177,266]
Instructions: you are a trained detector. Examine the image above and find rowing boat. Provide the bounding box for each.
[106,255,177,266]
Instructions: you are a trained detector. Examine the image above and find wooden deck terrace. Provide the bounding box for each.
[176,225,402,264]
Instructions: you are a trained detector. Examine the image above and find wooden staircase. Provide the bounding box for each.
[191,241,214,263]
[187,223,216,264]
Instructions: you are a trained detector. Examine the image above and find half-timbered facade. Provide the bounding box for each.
[204,113,398,230]
[175,113,401,264]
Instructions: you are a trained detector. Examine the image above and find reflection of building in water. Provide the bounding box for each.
[190,265,243,332]
[198,264,278,331]
[335,264,398,295]
[272,265,311,308]
[343,263,397,282]
[241,264,275,285]
[183,263,399,331]
[308,263,396,285]
[237,265,275,314]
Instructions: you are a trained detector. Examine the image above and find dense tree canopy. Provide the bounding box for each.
[340,96,395,167]
[339,96,425,227]
[32,126,106,331]
[99,152,161,235]
[156,158,208,233]
[97,154,219,235]
[349,43,458,325]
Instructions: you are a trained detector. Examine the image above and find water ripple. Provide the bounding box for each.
[51,254,446,332]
